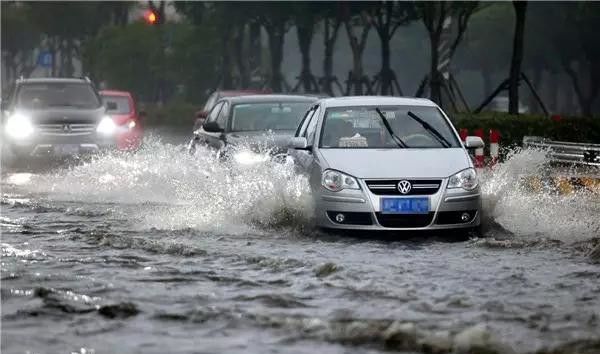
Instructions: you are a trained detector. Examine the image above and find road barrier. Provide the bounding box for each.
[459,128,501,169]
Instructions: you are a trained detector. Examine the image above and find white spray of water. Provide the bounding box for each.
[26,137,313,231]
[6,138,599,241]
[480,147,600,242]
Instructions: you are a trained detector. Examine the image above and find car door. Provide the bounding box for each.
[197,101,224,148]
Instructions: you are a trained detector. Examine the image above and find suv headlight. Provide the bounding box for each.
[5,112,34,139]
[447,168,478,191]
[96,116,116,135]
[322,169,360,192]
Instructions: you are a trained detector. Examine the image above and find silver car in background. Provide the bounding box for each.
[288,96,485,235]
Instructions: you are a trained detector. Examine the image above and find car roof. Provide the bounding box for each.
[99,90,132,97]
[218,90,270,97]
[318,96,437,108]
[224,94,320,104]
[18,78,90,85]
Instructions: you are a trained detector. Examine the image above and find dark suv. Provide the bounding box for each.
[1,77,117,158]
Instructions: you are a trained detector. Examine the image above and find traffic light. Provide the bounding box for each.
[143,9,158,25]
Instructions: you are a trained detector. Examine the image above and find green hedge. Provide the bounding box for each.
[452,112,600,147]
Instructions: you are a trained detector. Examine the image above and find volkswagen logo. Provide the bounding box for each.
[62,124,72,133]
[397,180,412,194]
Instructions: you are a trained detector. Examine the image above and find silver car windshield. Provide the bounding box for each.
[319,106,461,149]
[231,102,312,132]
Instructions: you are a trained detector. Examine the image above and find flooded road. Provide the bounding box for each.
[1,133,599,354]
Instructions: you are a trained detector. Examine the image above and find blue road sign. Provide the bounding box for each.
[37,51,52,68]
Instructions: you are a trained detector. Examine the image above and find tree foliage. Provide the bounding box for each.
[1,3,41,82]
[545,3,600,116]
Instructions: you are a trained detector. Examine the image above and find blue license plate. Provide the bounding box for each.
[55,144,80,155]
[380,197,429,214]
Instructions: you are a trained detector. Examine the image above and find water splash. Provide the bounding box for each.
[480,147,600,242]
[22,137,313,231]
[4,138,598,241]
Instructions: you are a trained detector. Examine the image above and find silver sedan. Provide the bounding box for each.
[288,96,484,234]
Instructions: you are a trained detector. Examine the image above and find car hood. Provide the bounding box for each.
[20,107,106,124]
[226,130,294,152]
[318,148,472,179]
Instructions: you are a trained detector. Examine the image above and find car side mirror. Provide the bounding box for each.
[290,137,309,150]
[465,136,484,149]
[203,121,224,133]
[138,110,147,121]
[196,110,208,119]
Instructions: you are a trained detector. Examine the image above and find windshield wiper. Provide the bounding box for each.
[375,108,407,148]
[406,111,452,148]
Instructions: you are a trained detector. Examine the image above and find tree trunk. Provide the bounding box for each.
[528,65,542,114]
[221,26,233,89]
[50,38,58,77]
[429,34,441,104]
[297,21,314,93]
[509,1,527,115]
[65,39,74,77]
[322,18,339,96]
[548,73,558,113]
[248,22,261,79]
[267,27,284,92]
[380,33,392,95]
[352,51,363,95]
[344,19,369,96]
[233,25,249,88]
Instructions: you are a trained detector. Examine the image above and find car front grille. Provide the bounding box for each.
[375,212,435,228]
[37,123,96,136]
[365,179,442,195]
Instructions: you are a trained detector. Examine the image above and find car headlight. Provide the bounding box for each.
[96,116,117,135]
[447,168,478,190]
[322,169,360,192]
[233,151,269,165]
[5,112,34,139]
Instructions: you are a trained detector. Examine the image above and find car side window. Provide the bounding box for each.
[203,93,218,112]
[206,102,224,123]
[304,106,321,145]
[216,101,229,129]
[296,106,316,137]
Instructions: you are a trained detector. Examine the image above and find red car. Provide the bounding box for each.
[193,89,270,130]
[100,90,144,151]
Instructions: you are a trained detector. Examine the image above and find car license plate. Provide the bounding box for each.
[55,144,80,155]
[380,197,429,214]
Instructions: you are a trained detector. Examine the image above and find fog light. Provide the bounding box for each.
[460,212,471,222]
[335,213,345,223]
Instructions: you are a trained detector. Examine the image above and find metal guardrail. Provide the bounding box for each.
[523,136,600,167]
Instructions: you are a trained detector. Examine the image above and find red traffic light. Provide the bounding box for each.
[143,10,158,25]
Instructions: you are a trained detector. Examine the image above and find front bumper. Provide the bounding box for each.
[314,178,481,231]
[4,130,117,158]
